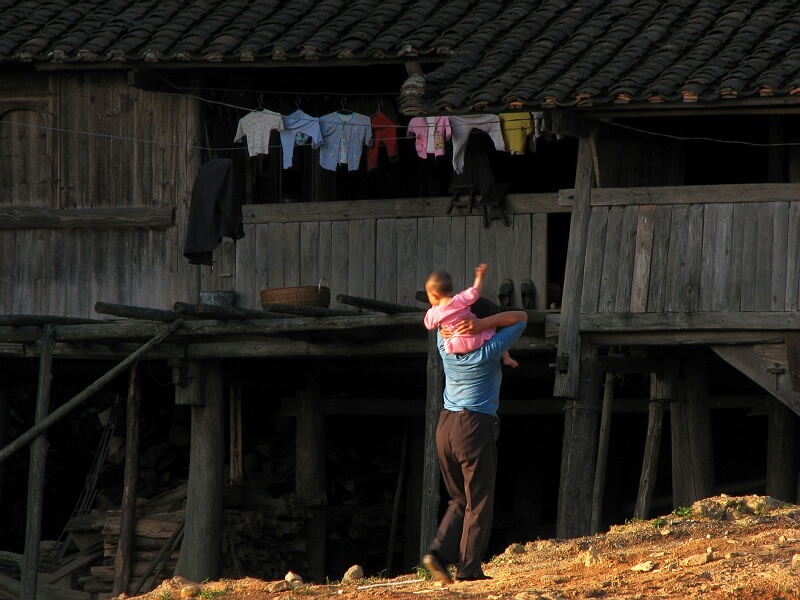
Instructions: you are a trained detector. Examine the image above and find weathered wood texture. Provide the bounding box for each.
[235,213,550,312]
[580,194,800,317]
[0,72,200,318]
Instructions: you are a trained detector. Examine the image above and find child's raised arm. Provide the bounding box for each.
[473,263,488,293]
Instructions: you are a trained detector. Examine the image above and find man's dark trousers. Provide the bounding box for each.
[429,408,499,579]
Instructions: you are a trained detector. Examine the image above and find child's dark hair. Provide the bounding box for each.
[426,271,453,295]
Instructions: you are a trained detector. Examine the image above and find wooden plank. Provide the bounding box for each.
[664,205,689,312]
[589,331,785,346]
[727,202,746,312]
[330,220,349,309]
[699,203,733,311]
[629,205,656,312]
[646,205,672,312]
[375,219,397,303]
[531,214,548,310]
[0,207,175,229]
[283,222,301,288]
[447,216,467,296]
[590,372,614,533]
[614,205,639,313]
[554,132,595,399]
[363,218,376,301]
[580,208,608,314]
[266,222,285,290]
[347,220,366,298]
[754,202,775,311]
[558,183,800,207]
[396,219,418,307]
[463,216,483,293]
[235,224,258,310]
[244,193,565,224]
[771,202,789,311]
[739,203,759,311]
[416,217,435,303]
[786,202,800,311]
[682,203,704,312]
[318,221,332,297]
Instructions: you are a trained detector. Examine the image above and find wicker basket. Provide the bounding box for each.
[260,284,331,308]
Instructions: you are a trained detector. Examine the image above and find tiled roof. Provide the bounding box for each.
[2,0,800,113]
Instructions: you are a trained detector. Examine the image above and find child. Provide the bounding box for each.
[424,263,518,367]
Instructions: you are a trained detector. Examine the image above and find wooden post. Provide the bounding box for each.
[20,325,55,600]
[766,399,798,502]
[556,339,601,538]
[590,372,615,534]
[634,362,675,520]
[0,385,7,509]
[295,377,326,583]
[113,365,141,597]
[420,330,443,560]
[554,128,596,399]
[175,360,224,582]
[671,356,714,508]
[229,387,243,484]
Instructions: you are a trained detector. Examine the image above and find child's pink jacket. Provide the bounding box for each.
[424,287,495,354]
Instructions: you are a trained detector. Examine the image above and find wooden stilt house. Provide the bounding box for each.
[1,1,800,598]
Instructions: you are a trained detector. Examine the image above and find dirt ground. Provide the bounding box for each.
[124,495,800,600]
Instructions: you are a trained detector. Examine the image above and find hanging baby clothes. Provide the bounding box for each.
[318,110,372,171]
[407,116,451,158]
[499,112,534,155]
[234,109,284,157]
[183,157,243,266]
[449,115,505,174]
[367,111,399,171]
[279,109,323,169]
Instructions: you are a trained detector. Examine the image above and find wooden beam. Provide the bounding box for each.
[21,325,54,600]
[588,331,785,346]
[420,331,443,562]
[172,302,287,320]
[174,360,224,582]
[558,183,800,207]
[113,366,141,597]
[766,400,798,502]
[0,207,175,229]
[633,361,676,520]
[295,377,326,583]
[96,302,192,323]
[556,340,601,538]
[554,129,596,398]
[671,357,714,509]
[591,372,614,534]
[554,311,800,332]
[0,320,183,465]
[261,303,356,317]
[337,294,423,314]
[0,315,103,326]
[243,193,567,224]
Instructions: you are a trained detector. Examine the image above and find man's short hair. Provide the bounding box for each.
[426,271,453,295]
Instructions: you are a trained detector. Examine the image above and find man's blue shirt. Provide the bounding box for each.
[437,321,526,416]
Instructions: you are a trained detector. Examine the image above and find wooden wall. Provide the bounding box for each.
[214,197,555,312]
[577,184,800,316]
[0,72,202,317]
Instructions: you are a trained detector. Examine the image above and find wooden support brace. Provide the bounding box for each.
[172,302,285,320]
[96,302,193,323]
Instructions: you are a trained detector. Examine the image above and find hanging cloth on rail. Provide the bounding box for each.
[234,109,284,157]
[407,116,451,158]
[183,157,243,266]
[449,115,505,174]
[367,111,399,171]
[318,110,372,171]
[279,109,323,168]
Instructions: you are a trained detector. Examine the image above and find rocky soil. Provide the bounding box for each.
[123,495,800,600]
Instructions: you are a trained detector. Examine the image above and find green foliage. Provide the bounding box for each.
[652,517,667,528]
[672,506,693,518]
[415,565,433,580]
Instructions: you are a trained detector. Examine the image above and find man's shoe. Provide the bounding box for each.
[423,553,453,584]
[455,573,492,582]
